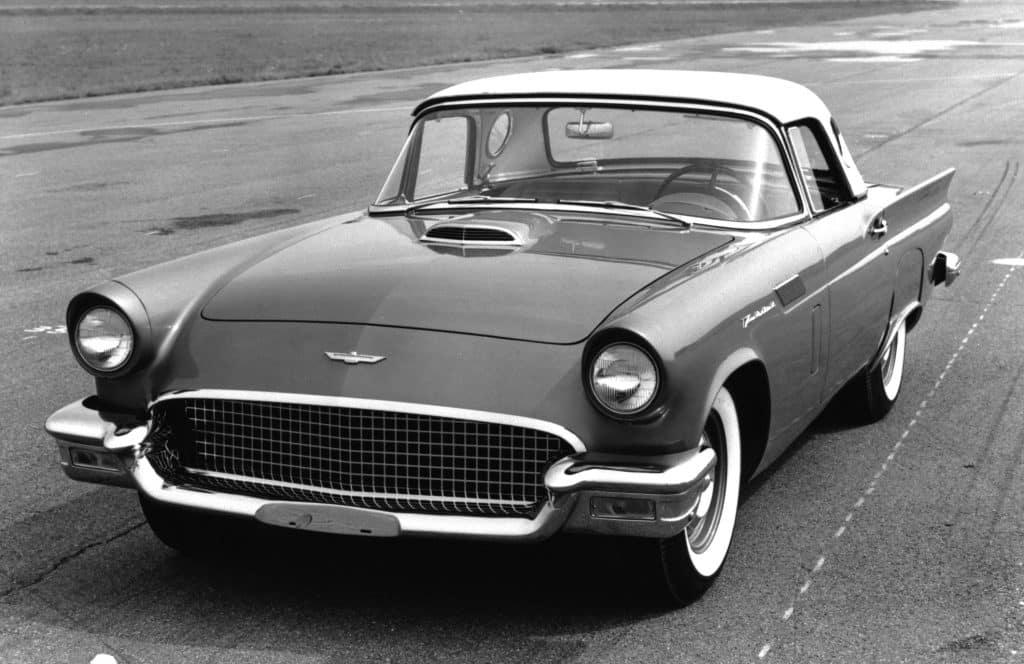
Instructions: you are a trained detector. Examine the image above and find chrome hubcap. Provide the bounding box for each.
[693,433,715,520]
[687,414,725,553]
[881,332,899,388]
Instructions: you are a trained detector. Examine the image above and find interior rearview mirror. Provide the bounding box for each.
[565,121,614,139]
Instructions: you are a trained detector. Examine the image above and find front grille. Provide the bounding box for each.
[147,398,573,517]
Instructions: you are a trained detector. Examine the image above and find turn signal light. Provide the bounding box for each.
[590,496,656,520]
[69,448,121,472]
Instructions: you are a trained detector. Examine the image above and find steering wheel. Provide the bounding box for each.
[652,162,753,221]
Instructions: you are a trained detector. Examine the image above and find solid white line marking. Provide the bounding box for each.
[0,104,409,142]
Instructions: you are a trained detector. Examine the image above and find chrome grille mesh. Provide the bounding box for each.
[148,398,572,517]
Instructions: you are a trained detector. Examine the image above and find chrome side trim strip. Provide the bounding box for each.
[182,467,534,508]
[798,202,952,309]
[151,389,586,453]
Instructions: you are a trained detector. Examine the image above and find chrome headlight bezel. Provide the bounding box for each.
[67,287,151,379]
[586,339,663,419]
[73,305,135,373]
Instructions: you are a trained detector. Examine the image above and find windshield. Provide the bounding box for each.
[374,105,801,224]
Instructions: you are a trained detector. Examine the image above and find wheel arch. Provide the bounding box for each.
[703,348,771,483]
[871,300,921,372]
[723,361,771,483]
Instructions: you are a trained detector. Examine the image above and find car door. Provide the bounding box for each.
[789,121,893,398]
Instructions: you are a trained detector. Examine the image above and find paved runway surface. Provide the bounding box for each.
[3,2,1024,662]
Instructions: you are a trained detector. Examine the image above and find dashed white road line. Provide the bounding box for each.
[756,257,1021,659]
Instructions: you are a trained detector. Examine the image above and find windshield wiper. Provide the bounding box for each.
[556,199,693,228]
[407,195,538,215]
[447,195,538,204]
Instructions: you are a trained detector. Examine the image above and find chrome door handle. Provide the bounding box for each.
[869,216,888,238]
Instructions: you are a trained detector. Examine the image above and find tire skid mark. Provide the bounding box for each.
[949,361,1024,530]
[986,382,1024,534]
[959,160,1020,261]
[955,159,1011,254]
[755,256,1021,661]
[854,72,1023,160]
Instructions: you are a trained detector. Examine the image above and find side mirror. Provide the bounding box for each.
[565,121,614,140]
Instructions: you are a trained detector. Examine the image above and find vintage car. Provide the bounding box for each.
[46,70,960,602]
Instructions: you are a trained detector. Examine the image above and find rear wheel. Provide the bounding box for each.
[658,385,741,604]
[859,319,907,422]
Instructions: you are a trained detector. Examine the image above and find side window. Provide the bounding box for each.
[787,123,847,214]
[413,116,471,200]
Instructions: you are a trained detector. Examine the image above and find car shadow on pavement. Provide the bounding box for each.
[739,389,875,505]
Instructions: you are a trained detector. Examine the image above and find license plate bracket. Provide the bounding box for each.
[254,502,401,537]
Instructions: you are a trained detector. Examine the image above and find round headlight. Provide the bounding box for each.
[75,306,134,372]
[590,343,659,415]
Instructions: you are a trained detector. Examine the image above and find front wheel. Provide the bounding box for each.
[658,385,741,604]
[139,493,249,555]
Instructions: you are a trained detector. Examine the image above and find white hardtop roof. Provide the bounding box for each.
[416,69,832,125]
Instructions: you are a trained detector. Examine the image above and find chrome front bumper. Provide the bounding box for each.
[46,398,715,541]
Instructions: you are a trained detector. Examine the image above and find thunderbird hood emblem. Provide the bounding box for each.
[325,351,386,365]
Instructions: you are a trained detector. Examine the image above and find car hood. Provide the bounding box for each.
[201,210,734,343]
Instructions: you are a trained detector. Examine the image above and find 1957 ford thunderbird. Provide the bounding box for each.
[46,70,960,602]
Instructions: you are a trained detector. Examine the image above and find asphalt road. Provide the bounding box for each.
[3,2,1024,662]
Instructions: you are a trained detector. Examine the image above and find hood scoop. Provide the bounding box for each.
[421,223,523,246]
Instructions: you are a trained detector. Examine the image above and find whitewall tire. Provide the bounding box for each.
[658,385,741,603]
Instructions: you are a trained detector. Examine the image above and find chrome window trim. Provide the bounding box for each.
[380,96,811,230]
[151,388,586,453]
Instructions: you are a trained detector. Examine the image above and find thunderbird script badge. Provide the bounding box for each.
[324,351,386,365]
